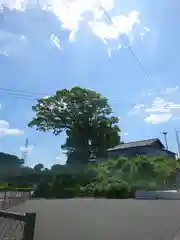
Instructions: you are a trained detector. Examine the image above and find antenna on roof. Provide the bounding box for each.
[163,132,168,150]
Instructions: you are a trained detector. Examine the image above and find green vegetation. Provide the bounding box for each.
[28,87,121,164]
[32,156,180,199]
[2,87,179,199]
[25,87,180,198]
[0,185,33,192]
[0,184,9,189]
[0,152,24,182]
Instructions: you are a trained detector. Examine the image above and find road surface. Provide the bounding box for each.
[8,199,180,240]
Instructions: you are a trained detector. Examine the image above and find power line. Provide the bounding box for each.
[95,0,156,90]
[0,94,36,101]
[0,90,37,98]
[0,91,38,101]
[0,87,49,97]
[0,87,143,109]
[0,87,52,101]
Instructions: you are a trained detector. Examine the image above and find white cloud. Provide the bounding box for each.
[0,0,149,55]
[42,96,50,99]
[89,10,149,54]
[123,132,128,136]
[128,104,145,116]
[55,155,67,164]
[0,120,24,137]
[134,104,145,109]
[144,113,172,124]
[161,86,178,95]
[50,34,61,50]
[0,30,27,56]
[145,97,180,114]
[89,11,140,43]
[129,95,180,124]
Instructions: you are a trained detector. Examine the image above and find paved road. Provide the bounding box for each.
[8,199,180,240]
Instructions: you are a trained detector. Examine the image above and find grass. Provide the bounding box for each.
[0,184,33,191]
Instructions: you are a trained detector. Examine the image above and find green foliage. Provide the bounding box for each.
[32,181,51,198]
[32,156,180,199]
[28,87,120,164]
[0,186,33,192]
[33,163,44,174]
[0,183,9,189]
[0,152,24,165]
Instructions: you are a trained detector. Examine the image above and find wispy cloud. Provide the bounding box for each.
[50,34,61,50]
[129,87,180,124]
[0,120,24,136]
[0,30,27,56]
[42,96,50,99]
[123,132,128,136]
[128,104,145,116]
[161,86,178,95]
[0,0,150,56]
[144,113,172,124]
[144,97,180,124]
[144,97,180,113]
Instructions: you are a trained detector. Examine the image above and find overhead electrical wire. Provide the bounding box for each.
[95,0,157,91]
[0,87,49,97]
[0,92,37,101]
[0,88,138,107]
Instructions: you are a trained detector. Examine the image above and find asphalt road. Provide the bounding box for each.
[8,199,180,240]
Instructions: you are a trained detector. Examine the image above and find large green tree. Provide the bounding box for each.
[28,87,120,163]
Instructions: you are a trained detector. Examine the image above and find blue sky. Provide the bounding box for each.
[0,0,180,167]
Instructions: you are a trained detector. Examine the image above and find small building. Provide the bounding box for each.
[107,138,176,160]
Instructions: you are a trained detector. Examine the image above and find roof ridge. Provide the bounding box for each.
[122,138,159,145]
[107,138,163,152]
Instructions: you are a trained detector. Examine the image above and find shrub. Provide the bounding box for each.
[55,188,76,199]
[93,184,108,198]
[33,181,51,198]
[81,181,133,199]
[106,181,131,199]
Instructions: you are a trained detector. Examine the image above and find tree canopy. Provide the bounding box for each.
[0,152,24,165]
[28,87,121,164]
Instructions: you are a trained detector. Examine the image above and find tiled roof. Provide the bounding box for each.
[161,149,176,155]
[108,138,164,151]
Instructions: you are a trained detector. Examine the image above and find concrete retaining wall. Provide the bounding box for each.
[135,190,180,200]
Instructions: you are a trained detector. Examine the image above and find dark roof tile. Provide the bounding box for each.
[108,138,164,151]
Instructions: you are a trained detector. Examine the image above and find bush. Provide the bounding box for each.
[33,156,177,199]
[55,188,76,199]
[106,182,132,199]
[33,181,51,198]
[80,181,134,199]
[93,185,108,198]
[33,177,136,199]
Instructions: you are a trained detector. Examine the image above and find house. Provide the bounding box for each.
[107,138,176,160]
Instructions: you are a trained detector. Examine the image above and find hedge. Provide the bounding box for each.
[33,181,136,199]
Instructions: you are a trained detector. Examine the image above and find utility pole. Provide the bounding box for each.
[175,129,180,157]
[163,132,168,150]
[21,138,29,163]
